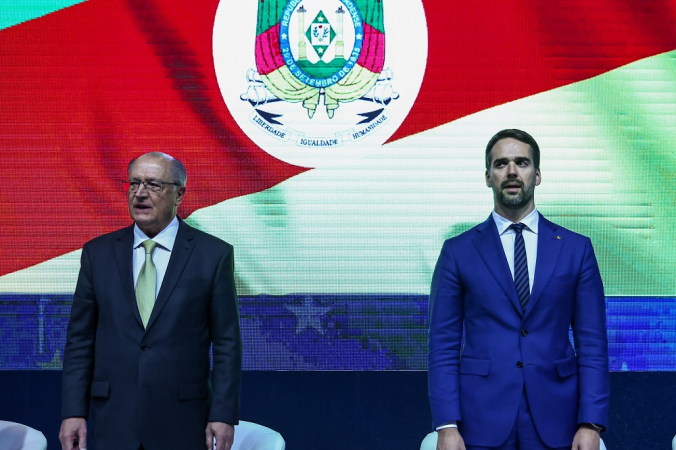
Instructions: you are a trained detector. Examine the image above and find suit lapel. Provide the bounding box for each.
[472,216,523,315]
[525,214,563,320]
[145,219,195,332]
[114,225,144,327]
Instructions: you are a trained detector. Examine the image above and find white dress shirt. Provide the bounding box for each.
[436,208,540,431]
[133,216,179,298]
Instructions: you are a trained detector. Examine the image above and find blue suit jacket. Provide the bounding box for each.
[62,219,242,450]
[428,214,609,448]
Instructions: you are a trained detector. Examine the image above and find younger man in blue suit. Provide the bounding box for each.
[428,130,609,450]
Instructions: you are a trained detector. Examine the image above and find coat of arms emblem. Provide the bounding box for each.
[213,0,427,167]
[252,0,388,120]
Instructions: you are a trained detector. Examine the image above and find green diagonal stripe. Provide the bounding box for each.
[0,0,86,31]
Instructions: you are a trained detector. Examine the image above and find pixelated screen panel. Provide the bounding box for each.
[0,0,675,370]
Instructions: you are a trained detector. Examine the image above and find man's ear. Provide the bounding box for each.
[535,168,541,186]
[485,169,493,187]
[175,186,186,206]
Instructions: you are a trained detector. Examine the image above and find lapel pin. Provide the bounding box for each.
[556,236,561,240]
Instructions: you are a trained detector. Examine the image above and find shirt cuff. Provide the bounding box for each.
[436,422,458,431]
[580,422,605,433]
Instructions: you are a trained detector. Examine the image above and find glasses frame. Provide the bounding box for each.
[123,180,181,193]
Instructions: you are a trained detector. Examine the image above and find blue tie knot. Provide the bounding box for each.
[510,223,526,234]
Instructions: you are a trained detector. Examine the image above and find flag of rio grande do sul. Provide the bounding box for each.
[1,0,676,300]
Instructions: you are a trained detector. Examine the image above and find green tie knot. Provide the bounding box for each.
[142,239,158,255]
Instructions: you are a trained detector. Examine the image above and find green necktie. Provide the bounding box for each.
[136,239,158,328]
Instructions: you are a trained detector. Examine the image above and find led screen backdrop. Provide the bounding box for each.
[1,0,675,371]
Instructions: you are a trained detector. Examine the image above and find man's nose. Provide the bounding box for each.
[134,184,150,196]
[507,162,518,175]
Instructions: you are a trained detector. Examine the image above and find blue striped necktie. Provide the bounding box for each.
[510,223,530,312]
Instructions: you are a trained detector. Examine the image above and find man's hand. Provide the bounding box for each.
[436,427,466,450]
[206,421,235,450]
[59,417,87,450]
[571,426,601,450]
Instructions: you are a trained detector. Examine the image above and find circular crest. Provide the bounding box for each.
[214,0,428,168]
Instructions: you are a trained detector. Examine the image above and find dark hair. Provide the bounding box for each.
[485,129,540,170]
[128,152,187,186]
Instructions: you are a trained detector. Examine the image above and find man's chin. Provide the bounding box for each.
[131,213,154,226]
[499,194,523,206]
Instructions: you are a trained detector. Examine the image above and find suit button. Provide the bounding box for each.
[516,361,523,368]
[140,345,148,351]
[521,330,528,337]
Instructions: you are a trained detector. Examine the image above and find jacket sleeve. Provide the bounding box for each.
[572,237,610,428]
[208,245,242,424]
[428,239,465,428]
[61,243,98,419]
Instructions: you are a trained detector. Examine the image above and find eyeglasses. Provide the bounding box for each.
[123,180,181,193]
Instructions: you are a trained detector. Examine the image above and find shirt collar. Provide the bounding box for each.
[492,208,539,236]
[133,216,179,251]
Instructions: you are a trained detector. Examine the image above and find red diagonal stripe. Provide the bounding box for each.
[391,0,676,142]
[0,0,306,276]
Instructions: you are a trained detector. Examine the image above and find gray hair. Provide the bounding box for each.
[128,152,187,186]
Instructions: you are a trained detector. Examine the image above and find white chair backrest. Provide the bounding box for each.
[420,431,437,450]
[231,421,285,450]
[671,433,675,450]
[420,431,608,450]
[0,421,47,450]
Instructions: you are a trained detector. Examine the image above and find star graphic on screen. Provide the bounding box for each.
[356,34,363,40]
[285,297,332,334]
[281,33,288,40]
